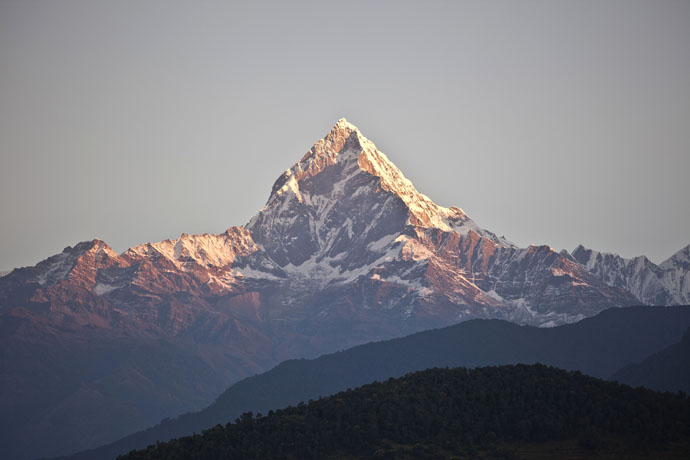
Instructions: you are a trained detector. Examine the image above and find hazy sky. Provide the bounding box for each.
[1,0,689,271]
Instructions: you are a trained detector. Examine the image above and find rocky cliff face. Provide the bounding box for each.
[0,119,678,460]
[572,244,690,306]
[659,245,690,305]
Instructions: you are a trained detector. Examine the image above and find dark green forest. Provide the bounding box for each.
[117,364,690,460]
[66,306,690,460]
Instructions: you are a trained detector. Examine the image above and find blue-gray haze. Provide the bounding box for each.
[1,0,688,271]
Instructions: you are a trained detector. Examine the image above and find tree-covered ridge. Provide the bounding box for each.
[64,306,690,460]
[118,364,690,460]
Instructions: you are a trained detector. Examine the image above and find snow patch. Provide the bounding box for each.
[36,252,73,286]
[232,267,282,281]
[93,283,119,295]
[485,289,504,302]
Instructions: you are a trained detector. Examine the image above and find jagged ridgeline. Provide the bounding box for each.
[118,365,690,460]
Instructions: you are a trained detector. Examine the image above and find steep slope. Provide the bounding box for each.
[61,305,690,460]
[237,119,638,331]
[659,244,690,304]
[572,244,690,305]
[612,326,690,393]
[118,365,690,460]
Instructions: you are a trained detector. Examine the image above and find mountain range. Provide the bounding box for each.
[1,119,688,459]
[572,244,690,306]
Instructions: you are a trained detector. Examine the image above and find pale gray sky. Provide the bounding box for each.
[1,0,689,271]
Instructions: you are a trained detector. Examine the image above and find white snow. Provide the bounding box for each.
[660,245,690,269]
[93,283,119,295]
[485,289,504,302]
[129,231,256,271]
[395,235,433,261]
[367,233,399,252]
[253,118,513,250]
[36,252,73,286]
[573,244,690,305]
[232,266,282,281]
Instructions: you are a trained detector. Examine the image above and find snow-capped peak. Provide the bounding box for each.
[572,243,690,306]
[264,118,366,204]
[25,239,119,287]
[255,118,507,243]
[660,244,690,269]
[126,227,257,270]
[86,239,119,259]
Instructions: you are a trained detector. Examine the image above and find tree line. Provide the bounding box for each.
[118,364,690,460]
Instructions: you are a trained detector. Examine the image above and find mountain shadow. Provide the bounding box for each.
[613,326,690,394]
[58,305,690,460]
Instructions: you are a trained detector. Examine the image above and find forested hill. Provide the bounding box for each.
[60,305,690,460]
[118,364,690,460]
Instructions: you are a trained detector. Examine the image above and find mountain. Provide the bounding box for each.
[60,305,690,460]
[0,119,680,459]
[572,244,690,305]
[118,365,690,460]
[613,326,690,394]
[0,239,279,460]
[659,245,690,303]
[237,119,637,329]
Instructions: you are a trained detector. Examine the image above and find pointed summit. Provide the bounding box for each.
[260,118,487,234]
[334,117,357,131]
[660,244,690,269]
[247,119,508,268]
[265,118,366,201]
[268,120,509,237]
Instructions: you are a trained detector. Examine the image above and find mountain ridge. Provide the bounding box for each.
[2,119,643,329]
[116,364,690,460]
[572,244,690,306]
[59,305,690,460]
